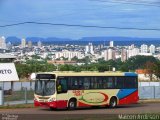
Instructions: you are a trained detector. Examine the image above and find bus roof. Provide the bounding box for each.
[37,71,137,77]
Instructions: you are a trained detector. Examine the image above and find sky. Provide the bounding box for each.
[0,0,160,39]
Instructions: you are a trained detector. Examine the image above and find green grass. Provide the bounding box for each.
[139,99,160,103]
[4,90,34,101]
[64,116,117,120]
[0,104,34,109]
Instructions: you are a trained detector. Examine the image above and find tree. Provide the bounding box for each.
[31,55,41,59]
[153,61,160,80]
[71,56,79,62]
[97,58,105,64]
[120,55,158,71]
[60,56,68,60]
[144,61,155,81]
[80,56,91,64]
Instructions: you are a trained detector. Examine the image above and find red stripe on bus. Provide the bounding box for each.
[34,100,68,108]
[118,90,139,105]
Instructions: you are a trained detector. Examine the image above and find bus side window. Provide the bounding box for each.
[79,77,84,89]
[90,77,98,89]
[57,77,68,93]
[69,77,79,90]
[97,77,103,89]
[73,79,79,89]
[84,77,90,89]
[108,77,114,88]
[103,77,114,89]
[103,77,108,89]
[115,77,124,89]
[125,77,137,88]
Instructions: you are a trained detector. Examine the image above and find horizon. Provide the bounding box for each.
[3,36,160,47]
[4,36,160,41]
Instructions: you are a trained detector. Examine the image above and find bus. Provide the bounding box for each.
[33,71,138,110]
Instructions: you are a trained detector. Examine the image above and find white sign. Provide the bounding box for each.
[0,63,19,81]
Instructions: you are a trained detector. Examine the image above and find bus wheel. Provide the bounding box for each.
[109,97,117,108]
[68,99,77,110]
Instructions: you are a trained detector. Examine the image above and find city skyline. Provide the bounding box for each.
[0,36,159,63]
[0,0,160,39]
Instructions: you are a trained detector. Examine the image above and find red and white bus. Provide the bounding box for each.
[34,71,138,109]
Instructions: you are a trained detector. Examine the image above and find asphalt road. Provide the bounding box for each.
[0,103,160,120]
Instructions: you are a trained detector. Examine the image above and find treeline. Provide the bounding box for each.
[15,55,160,79]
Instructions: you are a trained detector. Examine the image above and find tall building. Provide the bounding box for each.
[85,43,94,54]
[37,41,42,48]
[121,49,127,62]
[140,44,148,53]
[104,48,115,61]
[149,44,155,54]
[108,48,115,60]
[21,38,26,48]
[127,48,139,58]
[6,42,12,50]
[129,44,135,49]
[109,41,114,47]
[0,36,6,49]
[55,51,84,60]
[28,41,32,48]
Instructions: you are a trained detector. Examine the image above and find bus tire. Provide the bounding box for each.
[109,97,117,108]
[68,99,77,110]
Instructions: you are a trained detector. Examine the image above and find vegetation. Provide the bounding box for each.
[0,104,34,109]
[15,55,160,80]
[4,90,34,102]
[16,60,57,78]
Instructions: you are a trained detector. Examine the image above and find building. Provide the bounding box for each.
[109,41,114,48]
[149,44,155,54]
[21,38,26,48]
[6,42,12,50]
[47,60,76,65]
[0,36,6,49]
[127,48,139,58]
[121,49,127,62]
[55,51,84,60]
[129,44,135,50]
[0,53,16,62]
[140,44,148,53]
[28,41,32,48]
[85,43,94,55]
[104,48,115,61]
[37,41,42,48]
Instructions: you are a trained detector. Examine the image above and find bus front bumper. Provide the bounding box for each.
[34,100,57,108]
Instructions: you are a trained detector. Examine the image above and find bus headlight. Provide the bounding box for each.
[48,97,55,102]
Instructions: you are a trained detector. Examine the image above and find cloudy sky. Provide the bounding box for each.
[0,0,160,39]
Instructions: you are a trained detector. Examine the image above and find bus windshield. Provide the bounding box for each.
[35,80,55,96]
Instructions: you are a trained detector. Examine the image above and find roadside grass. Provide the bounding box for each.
[64,113,160,120]
[0,104,34,109]
[4,90,34,101]
[139,99,160,103]
[64,116,118,120]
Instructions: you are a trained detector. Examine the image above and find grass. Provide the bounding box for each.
[4,90,34,101]
[139,99,160,103]
[0,104,34,109]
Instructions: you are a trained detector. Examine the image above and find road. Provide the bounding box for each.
[0,103,160,120]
